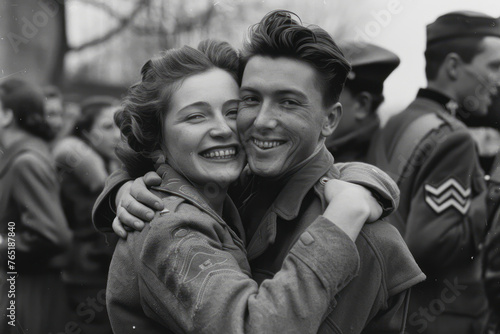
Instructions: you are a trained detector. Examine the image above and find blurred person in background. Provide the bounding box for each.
[43,85,65,140]
[0,78,73,333]
[457,92,500,173]
[43,85,83,143]
[368,11,500,334]
[52,96,121,333]
[325,42,400,162]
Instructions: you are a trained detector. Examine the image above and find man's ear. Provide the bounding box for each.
[353,92,373,121]
[442,52,461,81]
[321,102,342,137]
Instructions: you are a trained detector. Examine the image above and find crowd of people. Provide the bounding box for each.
[1,7,500,334]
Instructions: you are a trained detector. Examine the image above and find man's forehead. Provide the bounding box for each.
[473,36,500,63]
[241,56,320,93]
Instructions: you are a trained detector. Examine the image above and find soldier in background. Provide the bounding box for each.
[325,42,399,162]
[368,11,500,334]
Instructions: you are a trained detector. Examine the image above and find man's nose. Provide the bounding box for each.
[253,103,278,130]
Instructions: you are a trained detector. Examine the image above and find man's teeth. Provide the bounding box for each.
[202,148,236,159]
[253,139,283,149]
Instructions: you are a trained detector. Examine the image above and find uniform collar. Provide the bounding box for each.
[152,164,245,240]
[270,147,339,221]
[417,88,460,117]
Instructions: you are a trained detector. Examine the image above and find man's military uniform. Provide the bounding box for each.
[238,147,425,333]
[367,12,500,333]
[368,88,489,333]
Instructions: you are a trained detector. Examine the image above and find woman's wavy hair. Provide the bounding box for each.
[114,39,240,177]
[0,78,55,141]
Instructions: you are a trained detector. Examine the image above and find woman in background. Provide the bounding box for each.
[53,96,121,334]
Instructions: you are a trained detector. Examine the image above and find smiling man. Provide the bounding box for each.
[231,12,423,332]
[367,11,500,334]
[93,10,425,333]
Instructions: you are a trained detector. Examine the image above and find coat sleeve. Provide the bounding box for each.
[404,129,488,274]
[53,137,108,193]
[11,154,72,258]
[336,162,400,218]
[92,167,132,232]
[135,214,360,334]
[484,205,500,316]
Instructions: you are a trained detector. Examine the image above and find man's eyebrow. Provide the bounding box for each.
[275,89,308,100]
[239,87,308,100]
[239,86,257,93]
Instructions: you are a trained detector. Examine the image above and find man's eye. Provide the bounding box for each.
[282,99,300,106]
[241,96,259,104]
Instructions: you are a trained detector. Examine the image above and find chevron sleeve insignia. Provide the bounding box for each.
[424,178,471,215]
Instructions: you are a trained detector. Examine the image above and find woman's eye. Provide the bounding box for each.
[102,123,114,130]
[186,114,204,121]
[226,108,238,119]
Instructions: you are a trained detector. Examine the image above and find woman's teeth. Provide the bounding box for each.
[201,148,236,159]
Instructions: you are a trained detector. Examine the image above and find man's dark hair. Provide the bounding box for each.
[240,10,351,106]
[425,36,484,80]
[0,78,55,140]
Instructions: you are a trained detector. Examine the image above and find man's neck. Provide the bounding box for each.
[426,81,457,101]
[264,143,325,183]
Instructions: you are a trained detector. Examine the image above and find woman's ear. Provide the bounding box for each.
[353,92,373,121]
[321,102,342,137]
[0,108,14,128]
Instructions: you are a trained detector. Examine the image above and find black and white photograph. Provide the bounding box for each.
[1,0,500,333]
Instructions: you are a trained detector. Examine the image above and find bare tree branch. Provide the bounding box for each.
[69,0,150,52]
[129,4,216,36]
[174,5,216,34]
[74,0,121,19]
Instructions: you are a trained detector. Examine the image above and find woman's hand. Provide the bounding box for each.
[112,171,163,238]
[322,179,383,241]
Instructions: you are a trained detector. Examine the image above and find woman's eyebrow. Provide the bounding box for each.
[223,99,242,109]
[177,101,211,113]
